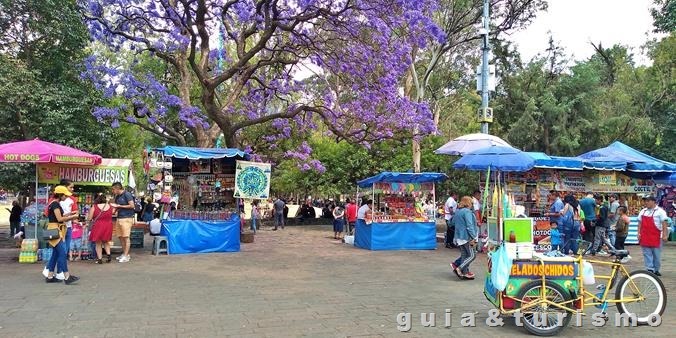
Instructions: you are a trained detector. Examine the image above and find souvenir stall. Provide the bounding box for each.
[654,172,676,240]
[149,146,262,254]
[354,172,447,250]
[495,143,676,249]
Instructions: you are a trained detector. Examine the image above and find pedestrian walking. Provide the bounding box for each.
[44,186,80,285]
[450,196,479,280]
[590,195,609,255]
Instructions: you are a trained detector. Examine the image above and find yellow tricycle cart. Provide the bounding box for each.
[484,240,667,336]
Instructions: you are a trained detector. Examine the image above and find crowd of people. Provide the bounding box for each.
[36,179,142,285]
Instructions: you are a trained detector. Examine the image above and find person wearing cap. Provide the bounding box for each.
[637,195,669,276]
[45,186,80,285]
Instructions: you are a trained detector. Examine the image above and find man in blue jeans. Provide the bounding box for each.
[579,193,597,243]
[273,197,285,230]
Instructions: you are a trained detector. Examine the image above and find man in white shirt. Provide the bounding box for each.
[472,190,482,222]
[637,195,669,276]
[357,199,372,221]
[444,193,458,248]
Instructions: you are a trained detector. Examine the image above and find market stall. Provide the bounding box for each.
[151,146,270,254]
[354,172,447,250]
[37,158,135,214]
[0,139,102,239]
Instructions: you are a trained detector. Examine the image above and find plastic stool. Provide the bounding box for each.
[152,236,169,255]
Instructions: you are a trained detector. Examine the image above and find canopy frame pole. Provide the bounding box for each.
[34,164,38,239]
[372,183,375,215]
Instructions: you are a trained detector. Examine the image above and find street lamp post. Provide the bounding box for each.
[478,0,493,134]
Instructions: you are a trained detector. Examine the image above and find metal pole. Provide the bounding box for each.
[480,0,491,134]
[34,164,38,239]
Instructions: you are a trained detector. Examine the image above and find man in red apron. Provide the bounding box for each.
[637,195,669,276]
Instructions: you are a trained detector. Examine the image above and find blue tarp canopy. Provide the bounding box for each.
[452,145,535,172]
[157,146,249,160]
[578,141,676,172]
[526,152,583,170]
[357,172,447,188]
[654,172,676,185]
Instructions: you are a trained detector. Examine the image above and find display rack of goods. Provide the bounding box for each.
[19,239,38,263]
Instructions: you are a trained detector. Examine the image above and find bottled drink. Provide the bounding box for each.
[509,230,516,243]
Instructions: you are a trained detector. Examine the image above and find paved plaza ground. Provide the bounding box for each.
[0,218,674,337]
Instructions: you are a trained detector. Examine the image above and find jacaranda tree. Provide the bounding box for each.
[82,0,446,165]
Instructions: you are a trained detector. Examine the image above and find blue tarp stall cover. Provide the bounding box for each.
[526,152,583,170]
[357,172,448,188]
[161,216,241,254]
[578,141,676,172]
[654,172,676,185]
[157,146,249,160]
[354,220,437,250]
[355,172,446,251]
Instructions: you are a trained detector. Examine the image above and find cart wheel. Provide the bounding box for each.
[515,280,573,336]
[615,270,667,325]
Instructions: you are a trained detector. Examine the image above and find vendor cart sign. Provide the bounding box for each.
[234,160,271,199]
[510,261,577,280]
[598,172,616,185]
[38,164,128,186]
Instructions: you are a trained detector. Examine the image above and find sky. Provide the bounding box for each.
[507,0,662,65]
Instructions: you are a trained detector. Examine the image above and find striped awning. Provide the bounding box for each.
[100,158,133,168]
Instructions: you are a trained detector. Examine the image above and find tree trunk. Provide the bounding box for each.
[404,59,422,173]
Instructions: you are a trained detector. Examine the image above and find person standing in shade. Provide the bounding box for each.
[545,190,564,228]
[356,199,373,235]
[637,196,669,276]
[590,195,609,255]
[471,190,482,223]
[45,186,80,285]
[345,198,358,235]
[608,194,620,247]
[450,196,479,280]
[7,200,22,237]
[444,193,458,248]
[615,206,631,263]
[251,200,260,234]
[110,182,135,263]
[579,193,597,243]
[332,204,345,239]
[273,197,286,230]
[87,194,114,264]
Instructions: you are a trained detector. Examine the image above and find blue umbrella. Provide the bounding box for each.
[453,145,535,172]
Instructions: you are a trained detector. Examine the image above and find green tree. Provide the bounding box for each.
[651,0,676,33]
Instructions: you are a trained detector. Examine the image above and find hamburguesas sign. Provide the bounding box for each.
[38,163,128,186]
